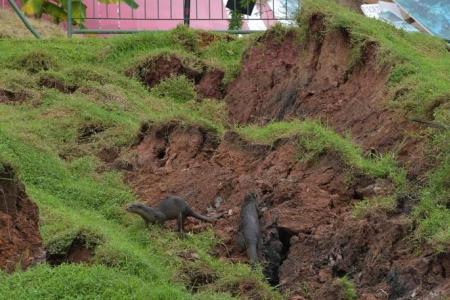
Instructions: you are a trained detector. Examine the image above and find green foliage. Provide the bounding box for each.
[336,276,358,300]
[229,10,243,31]
[151,75,198,103]
[228,0,257,30]
[21,0,137,26]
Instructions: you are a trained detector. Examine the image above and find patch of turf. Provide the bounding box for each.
[151,75,198,103]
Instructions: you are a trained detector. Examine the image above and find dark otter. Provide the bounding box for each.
[236,192,262,267]
[126,195,214,233]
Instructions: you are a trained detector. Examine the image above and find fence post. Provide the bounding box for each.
[67,0,73,37]
[183,0,190,26]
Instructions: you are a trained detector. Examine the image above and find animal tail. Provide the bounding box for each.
[247,243,259,267]
[189,210,215,222]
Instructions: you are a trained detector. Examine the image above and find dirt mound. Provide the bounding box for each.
[225,16,426,176]
[0,87,29,104]
[126,54,225,99]
[0,164,45,272]
[46,235,96,266]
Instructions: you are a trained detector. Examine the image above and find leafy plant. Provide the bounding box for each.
[229,10,243,30]
[228,0,257,30]
[21,0,138,26]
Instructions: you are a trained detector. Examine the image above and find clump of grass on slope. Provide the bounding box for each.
[151,75,198,103]
[101,28,247,85]
[336,276,358,300]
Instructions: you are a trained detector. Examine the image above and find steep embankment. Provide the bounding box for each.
[0,164,45,272]
[0,1,449,299]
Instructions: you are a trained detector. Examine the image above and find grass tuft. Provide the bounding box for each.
[151,75,198,103]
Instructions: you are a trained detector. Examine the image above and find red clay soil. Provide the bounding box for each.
[0,164,45,273]
[126,54,225,99]
[117,122,449,299]
[225,15,428,177]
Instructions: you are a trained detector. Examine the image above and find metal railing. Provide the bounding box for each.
[68,0,298,36]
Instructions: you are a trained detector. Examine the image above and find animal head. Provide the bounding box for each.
[243,192,258,204]
[126,203,158,222]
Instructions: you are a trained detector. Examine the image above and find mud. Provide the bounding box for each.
[126,54,225,99]
[0,164,45,272]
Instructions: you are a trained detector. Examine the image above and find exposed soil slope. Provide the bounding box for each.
[115,121,449,299]
[0,164,45,272]
[225,17,426,176]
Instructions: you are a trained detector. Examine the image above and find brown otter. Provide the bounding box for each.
[126,195,214,233]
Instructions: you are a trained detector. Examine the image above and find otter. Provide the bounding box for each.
[126,195,214,233]
[236,192,262,267]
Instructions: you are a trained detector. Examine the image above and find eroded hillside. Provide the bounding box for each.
[0,1,449,299]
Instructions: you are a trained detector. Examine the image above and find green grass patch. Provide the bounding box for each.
[151,75,198,103]
[352,196,397,219]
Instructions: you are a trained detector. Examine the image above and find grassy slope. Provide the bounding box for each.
[0,1,448,298]
[0,31,279,299]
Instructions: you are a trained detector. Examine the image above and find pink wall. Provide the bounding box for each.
[84,0,275,31]
[1,0,279,31]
